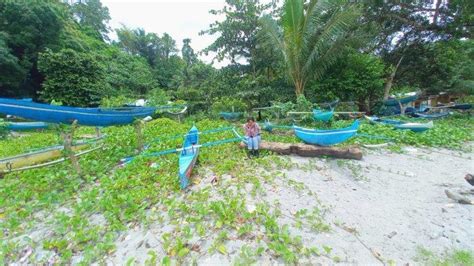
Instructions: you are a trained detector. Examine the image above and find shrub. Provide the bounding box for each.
[211,97,247,113]
[38,49,109,106]
[100,95,134,108]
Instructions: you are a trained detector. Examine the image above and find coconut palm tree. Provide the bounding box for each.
[260,0,360,96]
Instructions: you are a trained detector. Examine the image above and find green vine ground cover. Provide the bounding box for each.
[0,115,473,264]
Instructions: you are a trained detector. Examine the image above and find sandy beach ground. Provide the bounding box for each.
[107,145,473,265]
[6,144,473,264]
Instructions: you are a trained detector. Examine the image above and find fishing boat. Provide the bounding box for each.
[0,137,101,172]
[0,98,156,127]
[4,121,49,131]
[313,109,333,122]
[383,94,418,106]
[411,112,450,119]
[293,120,360,146]
[178,126,200,189]
[219,112,243,120]
[121,125,243,189]
[365,116,433,132]
[448,103,472,110]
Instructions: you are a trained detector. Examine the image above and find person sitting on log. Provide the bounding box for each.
[243,117,261,158]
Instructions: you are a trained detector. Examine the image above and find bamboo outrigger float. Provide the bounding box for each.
[0,137,103,173]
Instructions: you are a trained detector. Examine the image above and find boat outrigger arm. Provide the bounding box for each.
[121,126,245,164]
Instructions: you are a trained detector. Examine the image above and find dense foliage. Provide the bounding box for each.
[1,0,472,109]
[38,49,108,106]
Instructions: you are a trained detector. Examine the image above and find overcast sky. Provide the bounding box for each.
[102,0,230,67]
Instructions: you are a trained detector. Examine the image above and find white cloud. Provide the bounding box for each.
[102,0,231,67]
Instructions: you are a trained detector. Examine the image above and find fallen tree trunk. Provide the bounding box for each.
[239,141,363,160]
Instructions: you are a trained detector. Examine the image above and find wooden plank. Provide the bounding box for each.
[239,141,362,160]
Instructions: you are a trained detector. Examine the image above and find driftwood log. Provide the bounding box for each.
[445,189,474,205]
[239,141,362,160]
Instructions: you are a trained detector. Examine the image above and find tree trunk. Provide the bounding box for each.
[357,97,367,113]
[433,0,442,25]
[383,56,404,100]
[239,141,362,160]
[295,79,305,96]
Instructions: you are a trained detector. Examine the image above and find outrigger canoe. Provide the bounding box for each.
[411,112,450,119]
[0,137,101,172]
[0,98,156,127]
[447,103,472,110]
[219,112,243,120]
[179,126,200,189]
[4,121,49,131]
[383,95,418,106]
[294,120,360,146]
[313,109,333,122]
[121,126,243,189]
[365,116,433,132]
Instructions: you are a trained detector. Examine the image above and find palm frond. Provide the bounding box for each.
[303,3,360,78]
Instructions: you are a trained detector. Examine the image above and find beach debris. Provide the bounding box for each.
[445,189,473,205]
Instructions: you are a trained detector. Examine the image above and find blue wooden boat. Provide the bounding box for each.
[4,122,49,131]
[365,116,433,132]
[411,112,450,119]
[178,126,199,189]
[313,109,334,122]
[219,112,243,120]
[383,95,418,106]
[294,120,359,146]
[448,103,472,110]
[0,98,156,127]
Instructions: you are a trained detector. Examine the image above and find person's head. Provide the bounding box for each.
[247,117,255,125]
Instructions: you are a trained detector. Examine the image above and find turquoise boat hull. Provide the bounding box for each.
[294,120,359,146]
[365,116,433,132]
[178,126,199,189]
[411,112,449,119]
[383,95,418,106]
[313,109,333,122]
[448,103,472,110]
[219,112,243,120]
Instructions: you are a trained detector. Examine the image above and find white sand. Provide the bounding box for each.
[7,145,473,264]
[108,145,473,265]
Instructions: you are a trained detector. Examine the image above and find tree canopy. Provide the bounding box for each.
[0,0,471,109]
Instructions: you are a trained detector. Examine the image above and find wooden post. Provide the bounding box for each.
[61,120,82,177]
[134,120,145,153]
[95,127,102,138]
